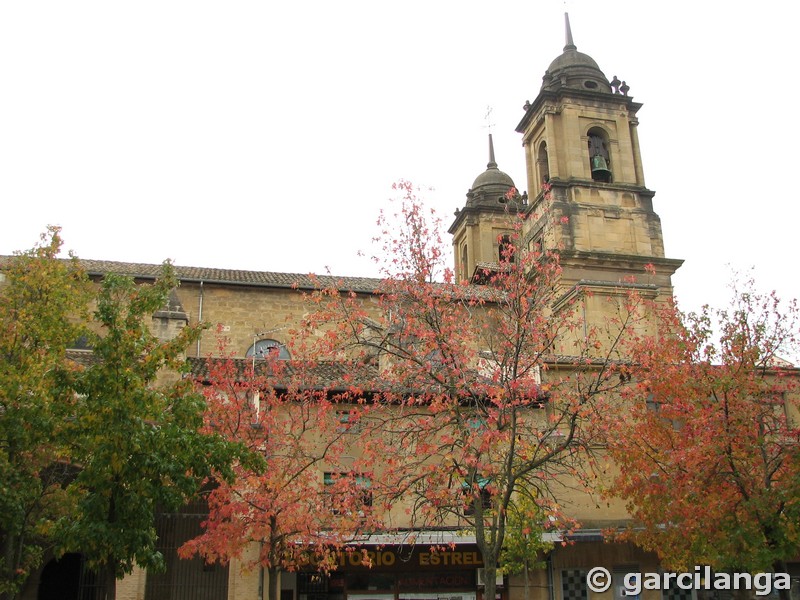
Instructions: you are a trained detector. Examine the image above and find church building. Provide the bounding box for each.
[22,14,692,600]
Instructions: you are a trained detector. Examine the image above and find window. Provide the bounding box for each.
[67,334,92,350]
[324,472,373,514]
[528,233,544,255]
[393,332,444,370]
[613,566,640,600]
[298,572,329,594]
[646,394,682,431]
[498,234,515,263]
[345,572,395,594]
[335,410,362,434]
[466,416,488,431]
[462,477,492,516]
[245,338,290,360]
[250,390,261,421]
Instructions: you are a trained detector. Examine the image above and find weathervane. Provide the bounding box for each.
[483,105,495,133]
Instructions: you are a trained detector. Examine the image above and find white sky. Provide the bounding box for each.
[1,1,797,320]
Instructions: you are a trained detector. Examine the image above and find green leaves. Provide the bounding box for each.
[0,227,90,597]
[501,493,552,576]
[1,233,243,598]
[55,263,239,586]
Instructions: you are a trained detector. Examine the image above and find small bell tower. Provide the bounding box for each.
[516,14,682,315]
[449,135,521,283]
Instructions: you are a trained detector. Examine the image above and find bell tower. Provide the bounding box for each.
[449,135,521,283]
[516,14,682,316]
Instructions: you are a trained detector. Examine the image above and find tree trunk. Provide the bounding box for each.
[106,569,117,600]
[523,559,530,600]
[102,490,118,600]
[483,564,497,600]
[100,561,117,600]
[1,532,13,600]
[268,565,279,600]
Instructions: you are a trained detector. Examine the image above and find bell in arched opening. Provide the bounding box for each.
[588,133,612,182]
[590,153,612,182]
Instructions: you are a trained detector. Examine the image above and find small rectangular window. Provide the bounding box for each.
[462,477,491,516]
[646,394,683,431]
[335,410,361,433]
[613,566,640,600]
[324,472,372,514]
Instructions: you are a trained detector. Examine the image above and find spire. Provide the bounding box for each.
[464,133,515,208]
[564,12,577,51]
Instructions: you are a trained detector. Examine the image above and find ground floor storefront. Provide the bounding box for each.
[27,534,800,600]
[290,543,502,600]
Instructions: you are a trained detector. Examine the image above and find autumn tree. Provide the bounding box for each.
[312,181,637,600]
[604,279,800,591]
[53,264,244,600]
[180,336,381,600]
[0,227,91,600]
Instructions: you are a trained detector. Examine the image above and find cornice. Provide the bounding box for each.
[516,89,643,134]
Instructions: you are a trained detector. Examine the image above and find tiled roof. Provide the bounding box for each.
[1,255,497,299]
[65,349,100,367]
[76,259,386,293]
[187,357,381,391]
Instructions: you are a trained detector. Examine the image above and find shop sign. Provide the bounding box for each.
[337,547,484,570]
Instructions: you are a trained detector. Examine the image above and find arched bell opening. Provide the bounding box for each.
[537,141,550,187]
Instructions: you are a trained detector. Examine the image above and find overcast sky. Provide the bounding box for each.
[1,1,797,320]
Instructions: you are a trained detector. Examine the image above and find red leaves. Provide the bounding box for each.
[295,181,645,591]
[183,335,385,578]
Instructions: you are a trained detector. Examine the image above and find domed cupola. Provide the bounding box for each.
[465,134,516,208]
[541,13,612,94]
[449,134,523,284]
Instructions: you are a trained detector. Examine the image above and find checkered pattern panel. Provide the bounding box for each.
[662,584,693,600]
[561,570,588,600]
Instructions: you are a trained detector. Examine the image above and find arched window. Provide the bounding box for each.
[461,244,469,282]
[587,129,612,183]
[537,141,550,186]
[498,234,515,263]
[245,339,290,360]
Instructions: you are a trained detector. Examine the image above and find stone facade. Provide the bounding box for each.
[19,15,697,600]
